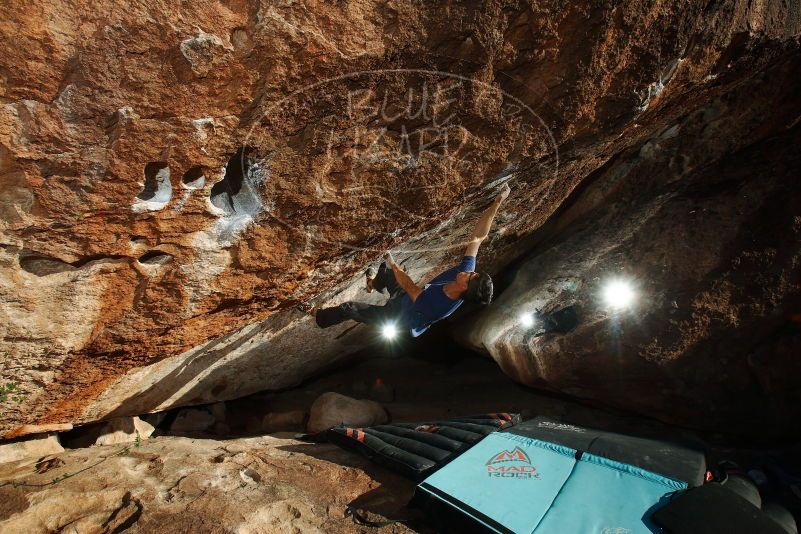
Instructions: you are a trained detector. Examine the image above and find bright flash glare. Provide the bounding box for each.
[603,279,636,310]
[520,312,535,327]
[381,324,398,340]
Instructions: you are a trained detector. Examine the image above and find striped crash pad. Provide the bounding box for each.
[325,413,521,481]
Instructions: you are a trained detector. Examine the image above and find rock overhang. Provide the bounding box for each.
[0,0,799,439]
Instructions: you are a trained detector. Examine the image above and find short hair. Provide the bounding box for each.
[464,272,493,305]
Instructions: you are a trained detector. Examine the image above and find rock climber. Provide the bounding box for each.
[310,183,511,337]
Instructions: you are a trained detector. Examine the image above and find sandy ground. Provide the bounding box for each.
[4,351,798,532]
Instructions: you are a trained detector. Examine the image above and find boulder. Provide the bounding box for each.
[247,411,307,434]
[460,107,801,439]
[208,403,231,435]
[307,393,388,434]
[169,408,216,434]
[0,0,799,442]
[209,402,226,420]
[168,404,233,436]
[95,417,155,446]
[67,416,156,448]
[0,433,63,464]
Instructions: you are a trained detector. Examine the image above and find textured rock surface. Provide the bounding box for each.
[0,434,63,464]
[169,407,219,434]
[0,435,417,533]
[461,121,801,438]
[453,4,801,437]
[1,354,700,534]
[95,417,155,447]
[252,410,307,434]
[67,416,155,448]
[307,392,387,433]
[1,0,800,438]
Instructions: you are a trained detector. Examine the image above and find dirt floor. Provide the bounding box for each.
[4,349,800,532]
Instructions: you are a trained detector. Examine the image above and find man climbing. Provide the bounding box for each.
[311,183,511,337]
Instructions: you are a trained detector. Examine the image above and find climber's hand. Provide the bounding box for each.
[496,183,511,203]
[384,251,397,268]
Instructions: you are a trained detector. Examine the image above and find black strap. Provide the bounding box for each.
[345,506,405,528]
[417,482,515,534]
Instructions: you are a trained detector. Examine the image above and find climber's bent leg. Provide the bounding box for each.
[370,262,403,298]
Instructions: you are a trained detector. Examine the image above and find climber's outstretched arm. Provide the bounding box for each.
[464,183,510,257]
[385,252,423,302]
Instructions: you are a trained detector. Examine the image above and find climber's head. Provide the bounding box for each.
[458,271,494,305]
